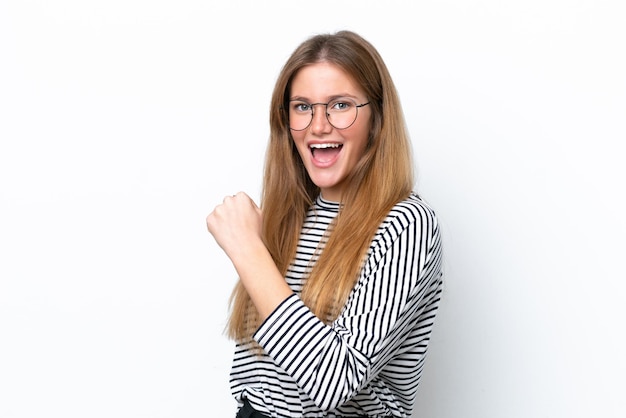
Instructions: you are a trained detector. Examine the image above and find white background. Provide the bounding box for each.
[1,1,625,417]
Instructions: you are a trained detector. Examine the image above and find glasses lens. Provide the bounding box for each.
[326,98,358,130]
[288,101,312,131]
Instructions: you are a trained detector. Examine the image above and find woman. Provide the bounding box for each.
[207,30,443,418]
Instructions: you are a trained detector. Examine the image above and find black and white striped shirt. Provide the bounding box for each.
[230,193,444,417]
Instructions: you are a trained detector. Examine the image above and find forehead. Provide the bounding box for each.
[290,62,364,99]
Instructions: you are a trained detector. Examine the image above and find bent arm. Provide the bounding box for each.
[254,206,442,410]
[206,192,293,320]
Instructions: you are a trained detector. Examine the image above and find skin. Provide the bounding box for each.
[206,62,372,321]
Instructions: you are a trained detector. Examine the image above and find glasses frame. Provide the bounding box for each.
[288,99,370,131]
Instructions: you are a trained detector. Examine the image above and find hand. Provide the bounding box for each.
[206,192,263,263]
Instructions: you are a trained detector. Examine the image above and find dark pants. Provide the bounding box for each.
[236,398,271,418]
[235,399,388,417]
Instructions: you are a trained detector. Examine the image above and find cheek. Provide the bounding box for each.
[353,114,373,148]
[291,130,305,144]
[349,125,371,154]
[290,132,308,156]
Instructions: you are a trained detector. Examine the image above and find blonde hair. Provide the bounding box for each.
[227,30,414,342]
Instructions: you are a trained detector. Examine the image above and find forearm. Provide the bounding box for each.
[230,238,293,320]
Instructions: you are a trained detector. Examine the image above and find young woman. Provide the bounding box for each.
[207,30,443,418]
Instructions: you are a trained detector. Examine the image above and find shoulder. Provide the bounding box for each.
[381,193,439,234]
[365,193,440,258]
[360,193,441,278]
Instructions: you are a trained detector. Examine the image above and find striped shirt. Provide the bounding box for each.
[230,193,444,417]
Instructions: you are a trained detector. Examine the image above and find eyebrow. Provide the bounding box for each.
[289,93,360,102]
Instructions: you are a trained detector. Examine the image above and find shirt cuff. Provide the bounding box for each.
[253,294,332,365]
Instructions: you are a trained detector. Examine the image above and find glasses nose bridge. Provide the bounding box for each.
[308,102,331,128]
[309,102,329,116]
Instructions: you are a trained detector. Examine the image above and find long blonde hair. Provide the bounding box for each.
[227,30,414,342]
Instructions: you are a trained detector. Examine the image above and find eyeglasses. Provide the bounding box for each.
[288,98,370,131]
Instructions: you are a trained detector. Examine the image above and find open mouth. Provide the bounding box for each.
[310,143,343,163]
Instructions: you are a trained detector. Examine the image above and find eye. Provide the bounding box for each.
[329,99,354,112]
[291,102,311,113]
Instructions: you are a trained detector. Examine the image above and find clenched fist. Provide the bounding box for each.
[206,192,263,263]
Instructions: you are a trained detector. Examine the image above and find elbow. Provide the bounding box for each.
[309,364,369,411]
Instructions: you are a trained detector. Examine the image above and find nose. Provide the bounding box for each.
[309,104,333,135]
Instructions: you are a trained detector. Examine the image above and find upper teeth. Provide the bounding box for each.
[310,143,341,149]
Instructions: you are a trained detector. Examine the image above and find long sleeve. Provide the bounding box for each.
[251,196,443,415]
